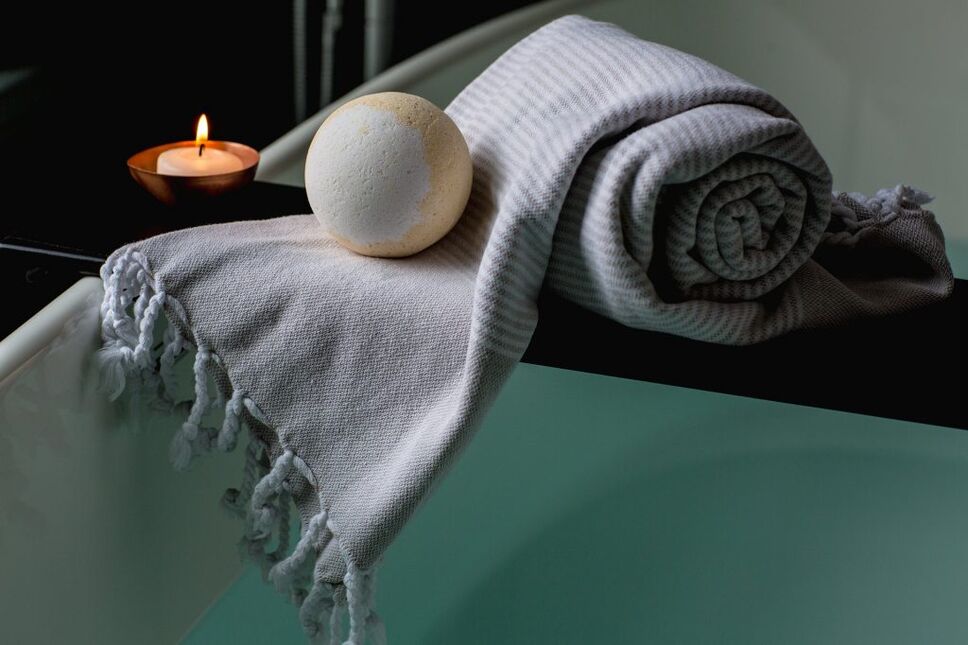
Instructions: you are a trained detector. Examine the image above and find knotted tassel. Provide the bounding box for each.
[218,388,247,452]
[343,561,377,645]
[299,573,337,643]
[221,436,264,517]
[269,511,330,594]
[169,345,212,470]
[827,184,933,246]
[132,272,150,322]
[97,356,127,402]
[329,597,345,645]
[132,289,165,370]
[158,322,186,404]
[270,490,293,565]
[97,248,166,400]
[99,248,139,350]
[250,449,295,538]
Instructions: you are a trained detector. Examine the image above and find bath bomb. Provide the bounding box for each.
[305,92,473,257]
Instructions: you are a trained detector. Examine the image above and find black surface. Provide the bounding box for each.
[525,287,967,432]
[5,181,964,432]
[0,181,313,337]
[2,179,314,263]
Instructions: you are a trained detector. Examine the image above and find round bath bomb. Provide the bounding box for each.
[305,92,473,257]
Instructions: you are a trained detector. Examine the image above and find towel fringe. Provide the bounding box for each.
[827,184,934,246]
[329,599,345,645]
[97,248,165,401]
[250,449,295,538]
[344,561,380,645]
[222,434,265,517]
[270,510,330,594]
[218,388,247,452]
[209,352,228,413]
[98,247,377,643]
[300,574,337,643]
[270,489,293,565]
[159,322,186,404]
[169,346,213,470]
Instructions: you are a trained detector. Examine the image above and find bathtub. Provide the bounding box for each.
[3,0,968,643]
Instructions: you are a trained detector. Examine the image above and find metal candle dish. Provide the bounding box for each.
[127,141,260,205]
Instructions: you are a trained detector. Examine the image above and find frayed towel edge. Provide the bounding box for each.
[97,246,382,645]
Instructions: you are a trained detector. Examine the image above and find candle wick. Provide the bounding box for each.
[198,143,205,157]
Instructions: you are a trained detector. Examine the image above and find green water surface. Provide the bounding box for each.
[185,356,968,644]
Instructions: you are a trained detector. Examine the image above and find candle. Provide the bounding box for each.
[156,114,244,176]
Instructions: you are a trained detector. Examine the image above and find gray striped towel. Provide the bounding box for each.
[98,15,953,643]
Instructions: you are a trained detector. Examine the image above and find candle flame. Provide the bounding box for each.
[195,114,209,147]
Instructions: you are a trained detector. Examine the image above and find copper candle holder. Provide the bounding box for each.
[127,141,260,205]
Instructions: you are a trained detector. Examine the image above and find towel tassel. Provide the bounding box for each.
[158,322,186,404]
[271,490,293,565]
[826,184,933,246]
[343,560,382,645]
[299,560,338,642]
[270,510,330,595]
[329,588,346,645]
[250,449,295,538]
[222,435,265,517]
[169,345,213,470]
[96,249,378,643]
[218,388,247,452]
[96,248,166,400]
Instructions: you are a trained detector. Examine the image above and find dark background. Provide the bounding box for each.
[0,0,534,334]
[1,0,534,188]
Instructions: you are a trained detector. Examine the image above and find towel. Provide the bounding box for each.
[98,15,953,643]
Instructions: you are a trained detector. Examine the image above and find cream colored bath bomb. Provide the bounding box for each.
[304,92,473,257]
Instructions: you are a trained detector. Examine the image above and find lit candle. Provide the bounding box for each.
[156,114,244,176]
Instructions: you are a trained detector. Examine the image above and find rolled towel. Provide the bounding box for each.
[96,15,953,643]
[448,16,952,347]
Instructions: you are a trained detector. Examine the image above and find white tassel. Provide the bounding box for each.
[292,454,318,488]
[269,510,329,594]
[169,346,212,470]
[242,396,270,426]
[98,249,390,644]
[159,322,186,403]
[221,435,264,516]
[299,574,337,643]
[329,598,345,645]
[343,561,377,645]
[250,449,295,538]
[133,290,165,368]
[133,273,150,321]
[271,490,293,564]
[96,348,128,401]
[100,249,138,349]
[97,248,167,400]
[827,185,934,246]
[218,388,247,452]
